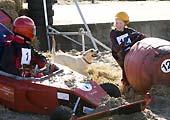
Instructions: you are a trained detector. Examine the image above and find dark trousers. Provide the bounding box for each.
[116,50,129,85]
[0,45,20,75]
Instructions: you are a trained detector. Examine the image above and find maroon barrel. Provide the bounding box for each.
[124,37,170,93]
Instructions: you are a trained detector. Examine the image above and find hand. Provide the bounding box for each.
[34,72,44,78]
[42,63,59,75]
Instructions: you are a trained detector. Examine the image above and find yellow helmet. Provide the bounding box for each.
[115,12,129,25]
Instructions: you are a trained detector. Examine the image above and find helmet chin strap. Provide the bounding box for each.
[15,34,32,45]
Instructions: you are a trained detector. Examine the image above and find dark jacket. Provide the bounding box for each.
[0,34,47,76]
[110,27,145,68]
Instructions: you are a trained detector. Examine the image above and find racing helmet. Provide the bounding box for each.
[13,16,36,40]
[115,12,129,25]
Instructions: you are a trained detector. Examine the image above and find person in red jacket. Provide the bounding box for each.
[11,16,48,77]
[110,12,146,86]
[0,16,57,77]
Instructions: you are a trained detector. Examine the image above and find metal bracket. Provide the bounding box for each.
[72,97,81,115]
[43,0,51,50]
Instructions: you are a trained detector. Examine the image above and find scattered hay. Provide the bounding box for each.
[120,85,144,103]
[150,85,170,96]
[94,96,156,120]
[0,105,49,120]
[0,0,16,10]
[14,0,23,12]
[87,51,121,84]
[95,97,127,111]
[67,49,81,56]
[148,85,170,119]
[88,62,121,84]
[0,0,18,20]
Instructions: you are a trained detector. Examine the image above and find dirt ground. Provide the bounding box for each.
[0,51,170,120]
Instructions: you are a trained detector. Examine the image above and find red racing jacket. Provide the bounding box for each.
[0,34,47,76]
[13,35,46,68]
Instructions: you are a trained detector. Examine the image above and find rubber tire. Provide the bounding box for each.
[50,106,72,120]
[100,83,121,98]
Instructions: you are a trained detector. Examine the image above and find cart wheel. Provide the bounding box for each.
[100,83,121,98]
[50,105,72,120]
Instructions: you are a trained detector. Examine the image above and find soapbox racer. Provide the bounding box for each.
[0,63,150,120]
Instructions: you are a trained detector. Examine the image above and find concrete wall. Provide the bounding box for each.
[54,20,170,51]
[130,20,170,40]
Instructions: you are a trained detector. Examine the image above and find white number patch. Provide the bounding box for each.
[57,92,69,101]
[21,48,31,65]
[116,33,131,45]
[161,59,170,73]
